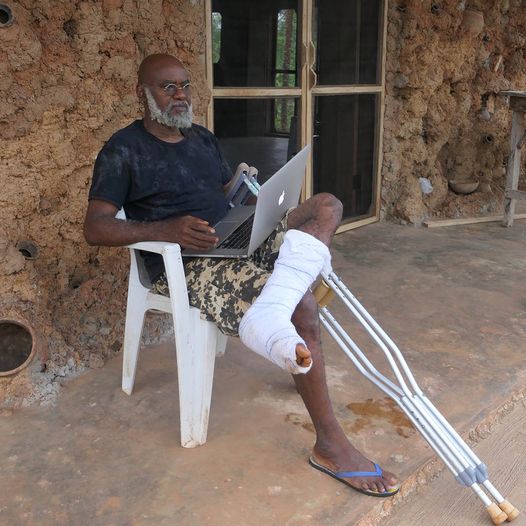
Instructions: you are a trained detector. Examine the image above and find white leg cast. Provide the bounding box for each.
[239,229,331,374]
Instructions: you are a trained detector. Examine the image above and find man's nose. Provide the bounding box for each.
[173,88,187,100]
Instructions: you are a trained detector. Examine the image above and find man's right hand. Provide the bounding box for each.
[83,200,219,249]
[162,215,219,250]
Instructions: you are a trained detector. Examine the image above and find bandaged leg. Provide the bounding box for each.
[239,229,332,374]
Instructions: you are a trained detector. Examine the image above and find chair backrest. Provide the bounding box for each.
[116,208,154,289]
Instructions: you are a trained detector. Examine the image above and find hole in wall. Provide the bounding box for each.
[69,276,84,289]
[483,134,494,145]
[16,240,39,260]
[0,4,13,27]
[63,18,77,38]
[0,320,35,376]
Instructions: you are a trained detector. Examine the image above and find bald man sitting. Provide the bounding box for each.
[83,53,399,497]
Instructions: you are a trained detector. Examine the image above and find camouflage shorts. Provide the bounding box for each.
[151,214,289,337]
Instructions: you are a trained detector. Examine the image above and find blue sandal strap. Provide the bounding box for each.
[334,463,382,478]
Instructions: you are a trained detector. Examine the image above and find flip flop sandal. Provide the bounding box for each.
[309,456,400,498]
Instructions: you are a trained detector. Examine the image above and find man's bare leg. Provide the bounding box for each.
[287,193,399,493]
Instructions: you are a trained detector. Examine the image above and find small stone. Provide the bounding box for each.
[390,454,406,463]
[479,108,491,121]
[419,177,433,195]
[394,73,409,89]
[88,354,105,369]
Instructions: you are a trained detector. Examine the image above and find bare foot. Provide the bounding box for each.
[296,343,312,368]
[312,436,399,494]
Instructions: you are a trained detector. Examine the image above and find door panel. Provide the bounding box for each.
[212,0,300,88]
[208,0,385,227]
[313,94,378,219]
[214,97,301,183]
[313,0,382,86]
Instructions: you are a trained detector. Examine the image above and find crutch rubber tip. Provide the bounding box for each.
[487,503,508,525]
[499,500,520,521]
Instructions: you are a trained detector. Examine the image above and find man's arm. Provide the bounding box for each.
[83,199,219,250]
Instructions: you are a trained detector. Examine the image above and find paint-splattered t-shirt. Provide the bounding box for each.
[89,120,233,281]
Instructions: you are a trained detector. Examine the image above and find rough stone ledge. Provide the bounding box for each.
[354,387,526,526]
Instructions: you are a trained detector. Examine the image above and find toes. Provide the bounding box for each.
[358,477,393,494]
[384,471,399,488]
[295,344,312,367]
[372,480,383,493]
[377,480,387,493]
[361,480,371,492]
[359,479,375,492]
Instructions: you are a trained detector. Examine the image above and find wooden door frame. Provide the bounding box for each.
[204,0,388,233]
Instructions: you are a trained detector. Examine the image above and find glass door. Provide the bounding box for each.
[310,0,385,226]
[206,0,387,229]
[207,0,302,184]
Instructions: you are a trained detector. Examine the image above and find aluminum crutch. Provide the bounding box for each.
[312,273,520,525]
[241,169,518,523]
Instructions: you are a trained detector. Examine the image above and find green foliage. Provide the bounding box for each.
[212,12,221,64]
[274,9,297,132]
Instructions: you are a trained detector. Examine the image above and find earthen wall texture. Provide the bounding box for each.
[0,0,207,406]
[382,0,526,224]
[2,0,525,405]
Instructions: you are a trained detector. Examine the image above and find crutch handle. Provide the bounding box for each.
[313,280,335,307]
[487,503,508,525]
[499,500,520,521]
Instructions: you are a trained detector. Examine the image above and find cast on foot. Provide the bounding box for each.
[239,229,332,374]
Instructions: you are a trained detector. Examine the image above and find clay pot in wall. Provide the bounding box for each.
[462,9,484,36]
[448,180,480,194]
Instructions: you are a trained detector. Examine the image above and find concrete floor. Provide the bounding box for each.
[380,399,526,526]
[1,221,525,526]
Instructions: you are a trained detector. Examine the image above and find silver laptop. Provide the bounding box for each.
[183,145,311,258]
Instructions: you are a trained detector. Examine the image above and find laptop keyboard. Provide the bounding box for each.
[219,215,254,249]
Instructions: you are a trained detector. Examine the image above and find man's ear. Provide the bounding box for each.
[136,84,145,101]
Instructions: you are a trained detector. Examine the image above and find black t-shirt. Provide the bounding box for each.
[89,120,233,281]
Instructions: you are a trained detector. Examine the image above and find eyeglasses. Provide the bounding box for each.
[162,81,192,96]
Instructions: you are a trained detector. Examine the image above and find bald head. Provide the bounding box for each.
[138,54,186,85]
[136,53,193,133]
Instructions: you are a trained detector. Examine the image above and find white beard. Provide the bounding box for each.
[144,87,193,129]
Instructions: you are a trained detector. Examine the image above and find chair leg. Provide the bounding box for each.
[175,308,218,448]
[215,330,228,357]
[122,289,148,395]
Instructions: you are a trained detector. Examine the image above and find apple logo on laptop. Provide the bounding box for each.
[278,190,285,206]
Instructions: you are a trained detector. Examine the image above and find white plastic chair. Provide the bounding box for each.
[116,209,228,448]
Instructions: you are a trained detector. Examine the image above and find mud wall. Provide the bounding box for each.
[382,0,526,223]
[2,0,526,406]
[0,0,207,406]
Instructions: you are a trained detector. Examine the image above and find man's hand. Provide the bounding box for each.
[162,215,219,250]
[83,200,219,249]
